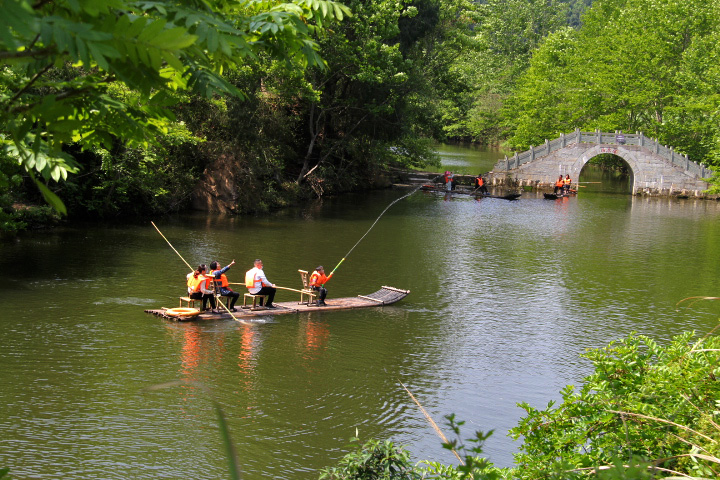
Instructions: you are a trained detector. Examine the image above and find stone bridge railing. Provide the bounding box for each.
[499,129,713,179]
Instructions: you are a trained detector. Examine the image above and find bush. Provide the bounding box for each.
[510,331,720,479]
[319,437,421,480]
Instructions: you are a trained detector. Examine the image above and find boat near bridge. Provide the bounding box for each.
[144,286,411,322]
[419,184,521,200]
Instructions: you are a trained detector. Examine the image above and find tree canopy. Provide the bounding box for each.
[0,0,349,212]
[2,0,719,228]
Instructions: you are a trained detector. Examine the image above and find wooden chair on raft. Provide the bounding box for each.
[179,296,198,308]
[243,293,267,309]
[298,270,318,305]
[211,279,233,309]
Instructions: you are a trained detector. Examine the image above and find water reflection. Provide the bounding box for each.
[435,143,511,175]
[1,181,720,479]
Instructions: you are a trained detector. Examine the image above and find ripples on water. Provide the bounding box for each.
[1,189,719,478]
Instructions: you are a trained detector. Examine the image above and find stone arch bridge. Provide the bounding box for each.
[488,129,713,196]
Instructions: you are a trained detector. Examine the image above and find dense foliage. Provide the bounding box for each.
[0,0,349,221]
[2,0,719,231]
[321,330,720,479]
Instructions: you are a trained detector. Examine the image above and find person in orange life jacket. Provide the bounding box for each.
[245,259,277,308]
[209,259,240,312]
[563,174,572,193]
[444,171,455,192]
[309,266,332,306]
[554,175,564,194]
[475,174,488,195]
[187,264,217,311]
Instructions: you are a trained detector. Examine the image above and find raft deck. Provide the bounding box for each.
[145,286,410,322]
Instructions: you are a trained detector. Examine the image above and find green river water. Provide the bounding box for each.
[1,145,719,479]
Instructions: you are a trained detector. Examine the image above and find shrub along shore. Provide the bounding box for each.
[320,330,720,479]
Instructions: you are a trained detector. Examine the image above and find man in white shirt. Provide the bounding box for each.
[244,259,277,308]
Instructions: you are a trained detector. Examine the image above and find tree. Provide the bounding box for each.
[291,0,448,191]
[439,0,569,144]
[511,331,720,478]
[0,0,350,213]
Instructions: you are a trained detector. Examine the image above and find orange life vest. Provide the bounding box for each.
[555,179,564,187]
[210,270,229,288]
[310,271,328,287]
[476,177,484,187]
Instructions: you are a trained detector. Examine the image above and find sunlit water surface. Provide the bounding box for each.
[1,166,719,479]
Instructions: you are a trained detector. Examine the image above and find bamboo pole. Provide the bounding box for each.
[151,221,193,272]
[228,283,305,294]
[399,381,464,465]
[151,222,249,324]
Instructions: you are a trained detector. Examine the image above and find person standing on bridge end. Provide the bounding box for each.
[444,171,455,192]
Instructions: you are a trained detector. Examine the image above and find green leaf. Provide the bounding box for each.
[34,177,67,215]
[152,26,197,51]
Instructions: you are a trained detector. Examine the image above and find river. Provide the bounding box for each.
[1,146,719,479]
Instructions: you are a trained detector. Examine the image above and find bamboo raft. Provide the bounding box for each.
[144,286,411,321]
[420,184,521,200]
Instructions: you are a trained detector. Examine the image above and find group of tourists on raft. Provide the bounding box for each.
[443,171,489,195]
[554,174,573,194]
[186,259,331,312]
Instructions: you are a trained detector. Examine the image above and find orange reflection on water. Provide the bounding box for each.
[180,324,202,380]
[302,317,330,355]
[237,323,257,394]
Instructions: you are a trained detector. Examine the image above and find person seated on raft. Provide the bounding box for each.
[554,175,564,194]
[245,259,277,308]
[309,265,332,306]
[209,259,240,312]
[187,264,217,312]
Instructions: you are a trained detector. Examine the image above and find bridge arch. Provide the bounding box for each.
[572,145,636,191]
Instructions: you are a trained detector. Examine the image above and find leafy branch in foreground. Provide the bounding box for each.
[320,329,720,479]
[319,436,421,480]
[0,0,350,211]
[510,331,720,479]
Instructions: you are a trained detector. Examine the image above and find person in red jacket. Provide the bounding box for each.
[309,266,331,306]
[475,174,488,195]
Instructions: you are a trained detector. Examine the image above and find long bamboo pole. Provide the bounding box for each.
[151,222,249,324]
[399,381,464,465]
[228,283,305,294]
[151,221,193,272]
